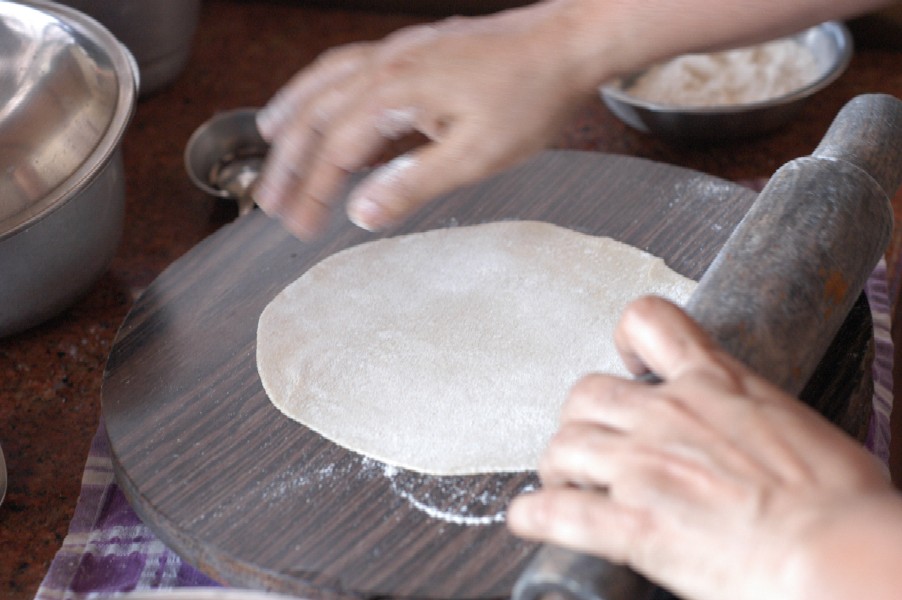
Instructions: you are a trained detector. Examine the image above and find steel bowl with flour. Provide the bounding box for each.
[0,0,138,337]
[600,21,853,140]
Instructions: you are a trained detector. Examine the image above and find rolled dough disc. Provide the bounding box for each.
[256,221,696,475]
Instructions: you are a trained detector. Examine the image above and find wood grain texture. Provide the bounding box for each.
[101,151,872,599]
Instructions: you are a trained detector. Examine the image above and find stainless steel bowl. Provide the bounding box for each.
[58,0,201,97]
[600,22,853,140]
[184,108,269,217]
[0,0,138,337]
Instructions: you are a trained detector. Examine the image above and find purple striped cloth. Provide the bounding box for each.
[866,259,894,466]
[35,263,896,599]
[34,422,219,600]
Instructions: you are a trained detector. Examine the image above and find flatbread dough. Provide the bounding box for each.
[257,221,696,475]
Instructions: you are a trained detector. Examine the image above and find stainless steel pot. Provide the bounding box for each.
[58,0,201,97]
[0,0,138,337]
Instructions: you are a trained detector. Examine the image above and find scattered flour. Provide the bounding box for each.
[391,488,507,526]
[380,462,538,526]
[624,38,820,106]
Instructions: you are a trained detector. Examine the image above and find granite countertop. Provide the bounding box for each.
[2,1,901,598]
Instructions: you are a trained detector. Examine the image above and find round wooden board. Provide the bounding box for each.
[101,151,868,599]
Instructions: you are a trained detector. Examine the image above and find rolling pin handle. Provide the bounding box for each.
[811,93,902,199]
[511,545,658,600]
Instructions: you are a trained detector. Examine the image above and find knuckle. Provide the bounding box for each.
[381,23,437,52]
[538,429,579,472]
[653,392,692,421]
[691,349,746,393]
[563,374,630,419]
[624,511,662,569]
[315,42,368,68]
[550,422,584,447]
[371,55,417,86]
[623,295,666,321]
[567,373,606,404]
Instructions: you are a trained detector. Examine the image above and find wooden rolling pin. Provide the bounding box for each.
[511,93,902,600]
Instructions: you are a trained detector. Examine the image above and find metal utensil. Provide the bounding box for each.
[184,108,269,216]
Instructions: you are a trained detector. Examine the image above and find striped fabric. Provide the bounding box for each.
[867,259,894,466]
[34,424,218,599]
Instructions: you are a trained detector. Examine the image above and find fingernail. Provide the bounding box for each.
[252,176,279,215]
[255,106,276,140]
[374,107,418,140]
[346,154,416,231]
[256,94,291,140]
[347,195,385,232]
[253,156,299,215]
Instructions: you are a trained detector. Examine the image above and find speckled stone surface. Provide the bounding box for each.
[1,1,900,598]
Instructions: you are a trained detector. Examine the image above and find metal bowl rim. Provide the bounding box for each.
[0,0,138,241]
[599,21,853,116]
[183,107,263,198]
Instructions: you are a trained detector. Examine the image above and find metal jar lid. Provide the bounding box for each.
[0,0,138,239]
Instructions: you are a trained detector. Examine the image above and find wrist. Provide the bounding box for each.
[780,492,902,600]
[529,0,631,92]
[530,0,894,99]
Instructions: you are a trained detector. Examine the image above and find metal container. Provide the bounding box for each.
[184,108,269,217]
[58,0,200,97]
[0,0,138,337]
[599,22,853,140]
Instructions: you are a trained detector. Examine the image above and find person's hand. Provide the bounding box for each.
[508,296,896,600]
[253,4,593,239]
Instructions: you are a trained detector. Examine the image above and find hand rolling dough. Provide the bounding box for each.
[256,221,696,475]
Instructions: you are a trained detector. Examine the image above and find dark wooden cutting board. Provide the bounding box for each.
[102,151,873,599]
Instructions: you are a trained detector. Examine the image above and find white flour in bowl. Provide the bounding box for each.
[624,38,820,107]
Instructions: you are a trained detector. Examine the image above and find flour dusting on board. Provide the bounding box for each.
[379,461,539,526]
[259,457,368,502]
[255,452,537,527]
